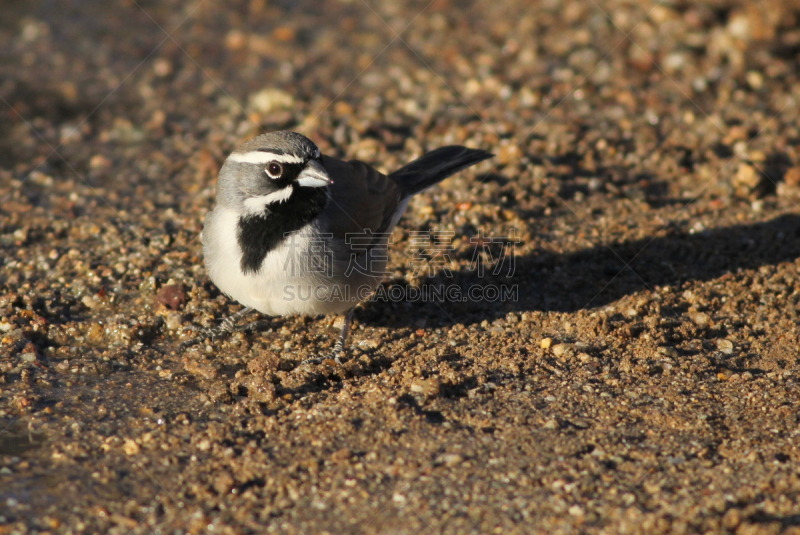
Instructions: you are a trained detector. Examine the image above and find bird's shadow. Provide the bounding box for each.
[220,213,799,403]
[358,213,800,328]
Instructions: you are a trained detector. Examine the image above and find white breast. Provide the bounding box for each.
[202,206,373,316]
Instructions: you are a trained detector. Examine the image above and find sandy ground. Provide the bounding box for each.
[2,0,800,533]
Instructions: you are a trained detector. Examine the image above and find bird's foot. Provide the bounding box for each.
[301,348,345,367]
[299,308,354,367]
[234,320,270,334]
[180,307,254,349]
[179,322,234,349]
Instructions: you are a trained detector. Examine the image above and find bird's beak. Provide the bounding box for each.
[296,160,332,188]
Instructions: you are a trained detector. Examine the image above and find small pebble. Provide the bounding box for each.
[409,378,440,396]
[717,339,734,354]
[784,167,800,188]
[87,323,104,341]
[543,419,558,430]
[248,88,294,114]
[165,313,183,331]
[436,453,464,467]
[213,472,235,495]
[552,343,574,359]
[157,284,186,310]
[81,295,99,309]
[745,71,763,90]
[242,375,276,403]
[123,439,140,456]
[657,346,679,358]
[331,448,352,462]
[688,312,710,327]
[184,360,219,380]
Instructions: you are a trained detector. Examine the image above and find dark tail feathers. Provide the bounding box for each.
[390,146,493,198]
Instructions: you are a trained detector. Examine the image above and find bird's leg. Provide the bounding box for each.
[180,307,254,349]
[234,317,272,334]
[328,307,355,365]
[302,308,355,366]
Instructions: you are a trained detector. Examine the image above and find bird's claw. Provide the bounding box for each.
[179,326,227,349]
[301,351,345,367]
[300,310,353,367]
[179,308,255,350]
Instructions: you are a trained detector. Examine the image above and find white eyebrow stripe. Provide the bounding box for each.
[243,186,294,213]
[228,151,304,165]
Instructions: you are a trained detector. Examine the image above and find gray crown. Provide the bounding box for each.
[232,131,320,160]
[216,131,322,208]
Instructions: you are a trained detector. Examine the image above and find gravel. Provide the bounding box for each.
[2,0,800,533]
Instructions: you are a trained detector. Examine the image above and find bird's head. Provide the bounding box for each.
[217,131,331,214]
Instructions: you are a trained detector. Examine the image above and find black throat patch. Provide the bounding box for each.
[237,187,328,275]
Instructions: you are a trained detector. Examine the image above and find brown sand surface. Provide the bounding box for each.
[1,1,800,533]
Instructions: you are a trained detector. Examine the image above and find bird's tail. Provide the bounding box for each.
[390,146,493,198]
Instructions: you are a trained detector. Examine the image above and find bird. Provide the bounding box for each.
[182,131,492,364]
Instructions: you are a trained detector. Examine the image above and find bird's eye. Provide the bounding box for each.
[266,162,283,179]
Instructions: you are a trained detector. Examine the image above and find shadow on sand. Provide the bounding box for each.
[360,213,800,327]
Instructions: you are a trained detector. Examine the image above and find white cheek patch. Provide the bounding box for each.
[243,186,294,213]
[228,151,304,165]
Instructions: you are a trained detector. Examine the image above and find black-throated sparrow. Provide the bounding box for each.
[183,131,492,364]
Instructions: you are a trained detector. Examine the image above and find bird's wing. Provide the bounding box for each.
[322,156,403,244]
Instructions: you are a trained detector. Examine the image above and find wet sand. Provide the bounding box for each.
[1,1,800,533]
